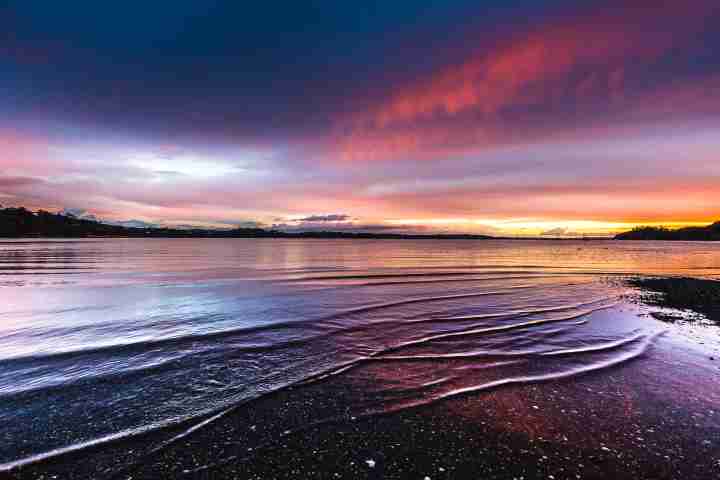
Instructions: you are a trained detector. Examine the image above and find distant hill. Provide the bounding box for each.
[0,206,493,240]
[615,221,720,241]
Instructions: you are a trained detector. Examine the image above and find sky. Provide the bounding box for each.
[1,0,719,236]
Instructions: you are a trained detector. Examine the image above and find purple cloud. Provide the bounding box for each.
[297,214,351,222]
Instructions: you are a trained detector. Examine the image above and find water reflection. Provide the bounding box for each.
[0,239,719,471]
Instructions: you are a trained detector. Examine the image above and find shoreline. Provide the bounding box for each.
[0,235,614,241]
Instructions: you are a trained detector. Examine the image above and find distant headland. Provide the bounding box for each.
[615,221,720,241]
[0,206,494,240]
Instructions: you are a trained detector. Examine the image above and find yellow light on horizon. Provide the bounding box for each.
[385,217,711,236]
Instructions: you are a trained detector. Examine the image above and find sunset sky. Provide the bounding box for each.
[2,1,719,236]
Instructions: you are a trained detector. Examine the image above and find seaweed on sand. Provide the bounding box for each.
[626,277,720,324]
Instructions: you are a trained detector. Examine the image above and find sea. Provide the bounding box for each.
[1,238,719,471]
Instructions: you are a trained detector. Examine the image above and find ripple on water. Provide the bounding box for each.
[1,238,717,472]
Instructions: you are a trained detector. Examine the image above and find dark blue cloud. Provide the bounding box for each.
[0,0,579,141]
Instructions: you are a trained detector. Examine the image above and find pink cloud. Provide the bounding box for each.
[327,0,718,163]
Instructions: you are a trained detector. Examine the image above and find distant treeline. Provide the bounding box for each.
[615,221,720,241]
[0,206,493,240]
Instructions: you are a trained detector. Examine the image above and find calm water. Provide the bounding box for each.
[1,238,719,470]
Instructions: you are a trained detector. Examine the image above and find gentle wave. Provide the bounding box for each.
[0,302,663,472]
[3,238,709,473]
[420,329,665,406]
[383,304,618,352]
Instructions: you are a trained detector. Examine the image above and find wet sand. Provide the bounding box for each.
[8,277,720,480]
[124,353,720,480]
